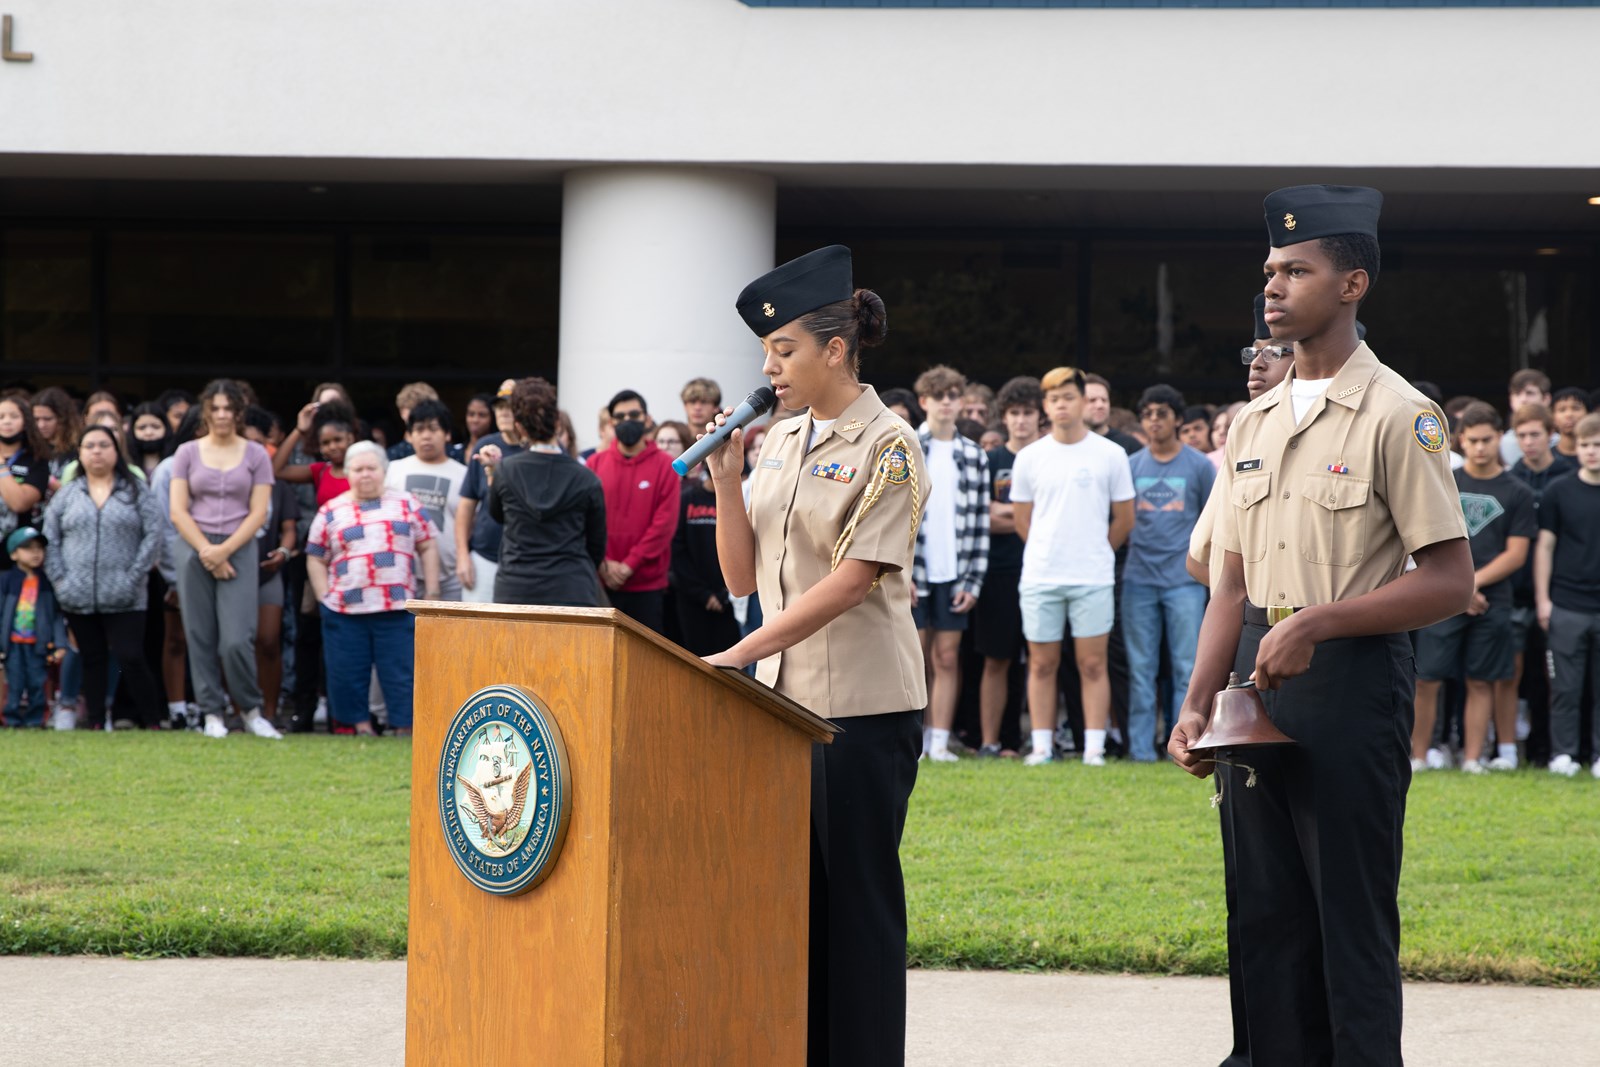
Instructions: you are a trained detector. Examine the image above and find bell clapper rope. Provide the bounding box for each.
[1202,756,1259,808]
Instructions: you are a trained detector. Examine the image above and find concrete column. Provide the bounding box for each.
[558,167,776,452]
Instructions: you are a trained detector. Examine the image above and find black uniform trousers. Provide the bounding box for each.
[1217,621,1413,1067]
[808,708,921,1067]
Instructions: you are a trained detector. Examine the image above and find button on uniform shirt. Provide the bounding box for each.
[306,490,440,614]
[1212,343,1467,609]
[748,386,929,719]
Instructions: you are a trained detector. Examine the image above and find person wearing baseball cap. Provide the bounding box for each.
[3,527,68,727]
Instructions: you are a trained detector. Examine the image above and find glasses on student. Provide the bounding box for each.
[1240,343,1293,365]
[613,410,647,422]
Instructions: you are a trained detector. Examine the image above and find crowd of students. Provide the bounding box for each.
[2,360,1596,777]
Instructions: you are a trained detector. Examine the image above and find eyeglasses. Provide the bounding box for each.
[1240,343,1293,365]
[613,410,647,422]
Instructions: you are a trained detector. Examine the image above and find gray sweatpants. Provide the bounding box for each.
[176,533,263,716]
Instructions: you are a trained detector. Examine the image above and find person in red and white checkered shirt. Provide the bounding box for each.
[305,441,441,736]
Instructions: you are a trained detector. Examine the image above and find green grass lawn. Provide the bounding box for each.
[2,733,1596,984]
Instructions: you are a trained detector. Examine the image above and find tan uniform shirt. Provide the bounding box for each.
[1188,479,1226,587]
[749,385,929,719]
[1211,343,1467,610]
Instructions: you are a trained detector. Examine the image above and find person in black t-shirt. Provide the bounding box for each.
[0,396,51,562]
[1534,411,1600,778]
[1507,402,1576,764]
[670,469,739,657]
[1412,403,1536,773]
[972,376,1042,757]
[487,378,607,608]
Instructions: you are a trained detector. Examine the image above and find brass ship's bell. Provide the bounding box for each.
[1189,672,1295,754]
[1191,673,1295,807]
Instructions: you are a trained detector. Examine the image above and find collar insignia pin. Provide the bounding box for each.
[841,418,864,432]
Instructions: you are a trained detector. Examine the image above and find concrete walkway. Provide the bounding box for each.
[2,957,1596,1065]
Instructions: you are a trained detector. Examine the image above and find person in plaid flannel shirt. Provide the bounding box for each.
[911,365,990,762]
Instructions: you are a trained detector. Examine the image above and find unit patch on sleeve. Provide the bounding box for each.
[1412,411,1446,453]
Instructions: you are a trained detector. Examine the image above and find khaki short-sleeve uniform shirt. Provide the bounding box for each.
[1210,343,1467,609]
[748,385,929,719]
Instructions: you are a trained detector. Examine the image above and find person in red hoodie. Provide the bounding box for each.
[586,389,680,633]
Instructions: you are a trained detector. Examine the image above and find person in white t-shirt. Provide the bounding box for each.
[1010,366,1135,766]
[385,399,468,602]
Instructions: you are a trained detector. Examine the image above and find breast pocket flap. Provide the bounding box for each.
[1303,472,1371,512]
[1233,472,1272,510]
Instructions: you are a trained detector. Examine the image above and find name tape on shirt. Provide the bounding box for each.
[1235,458,1263,473]
[760,458,784,469]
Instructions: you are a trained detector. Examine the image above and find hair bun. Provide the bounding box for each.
[853,288,888,348]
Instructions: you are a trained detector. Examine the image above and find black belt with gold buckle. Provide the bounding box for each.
[1244,603,1301,627]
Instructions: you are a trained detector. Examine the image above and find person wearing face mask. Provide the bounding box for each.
[129,402,173,478]
[584,389,679,633]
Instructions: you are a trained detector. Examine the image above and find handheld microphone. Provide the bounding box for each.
[672,386,777,477]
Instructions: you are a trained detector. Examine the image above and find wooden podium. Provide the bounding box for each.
[405,603,836,1066]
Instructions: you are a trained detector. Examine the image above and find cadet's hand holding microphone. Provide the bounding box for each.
[677,386,776,480]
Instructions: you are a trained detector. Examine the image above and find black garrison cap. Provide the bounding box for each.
[1253,292,1270,341]
[1264,185,1383,248]
[736,245,853,336]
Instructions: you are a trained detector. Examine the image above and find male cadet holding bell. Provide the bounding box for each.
[702,245,928,1067]
[1169,186,1473,1066]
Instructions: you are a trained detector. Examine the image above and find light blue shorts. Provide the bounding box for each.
[1020,582,1116,643]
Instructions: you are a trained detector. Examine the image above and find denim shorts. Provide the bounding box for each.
[1019,582,1116,643]
[913,580,970,633]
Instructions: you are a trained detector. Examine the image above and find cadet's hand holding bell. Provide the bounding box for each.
[1168,710,1213,778]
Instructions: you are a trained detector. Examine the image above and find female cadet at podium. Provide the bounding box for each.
[700,245,929,1067]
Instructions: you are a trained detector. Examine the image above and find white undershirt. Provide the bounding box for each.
[1291,377,1333,425]
[806,418,836,452]
[923,437,959,584]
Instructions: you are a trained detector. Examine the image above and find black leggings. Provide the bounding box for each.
[66,611,164,729]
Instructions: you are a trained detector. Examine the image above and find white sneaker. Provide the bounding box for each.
[927,748,959,763]
[52,705,76,731]
[1461,759,1486,775]
[1410,758,1426,772]
[203,714,229,739]
[1023,749,1054,766]
[1425,748,1451,770]
[1486,756,1518,772]
[1081,751,1106,767]
[243,712,283,740]
[1592,759,1600,780]
[1548,754,1579,778]
[313,697,328,726]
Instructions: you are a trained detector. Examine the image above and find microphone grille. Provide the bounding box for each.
[748,386,777,415]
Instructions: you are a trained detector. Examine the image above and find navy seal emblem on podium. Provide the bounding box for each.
[437,684,572,895]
